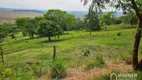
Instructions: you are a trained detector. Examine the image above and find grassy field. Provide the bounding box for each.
[0,26,142,80]
[0,11,43,24]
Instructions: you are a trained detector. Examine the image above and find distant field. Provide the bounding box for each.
[0,11,43,24]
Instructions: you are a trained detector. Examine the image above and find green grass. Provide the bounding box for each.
[1,26,142,79]
[1,29,142,65]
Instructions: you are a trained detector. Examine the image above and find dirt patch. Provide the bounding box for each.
[33,61,133,80]
[80,36,88,39]
[64,61,132,80]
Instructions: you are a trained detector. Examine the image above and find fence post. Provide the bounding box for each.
[52,45,56,78]
[53,46,56,61]
[0,47,4,63]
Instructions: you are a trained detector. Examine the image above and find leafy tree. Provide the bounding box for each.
[75,19,85,30]
[81,0,142,70]
[15,18,36,38]
[44,9,77,32]
[44,9,67,31]
[24,18,36,38]
[120,12,137,27]
[37,20,59,41]
[54,25,63,39]
[64,14,77,31]
[0,24,17,42]
[129,13,137,27]
[34,16,44,26]
[85,10,100,35]
[100,12,115,31]
[0,26,8,42]
[15,18,27,36]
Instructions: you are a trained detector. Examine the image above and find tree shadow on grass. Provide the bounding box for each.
[38,38,71,44]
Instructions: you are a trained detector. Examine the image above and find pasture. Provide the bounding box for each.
[1,26,142,80]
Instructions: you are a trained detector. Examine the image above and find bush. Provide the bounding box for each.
[0,63,12,80]
[85,54,106,70]
[31,62,43,77]
[137,71,142,80]
[47,58,67,79]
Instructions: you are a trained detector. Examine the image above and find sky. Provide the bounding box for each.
[0,0,90,11]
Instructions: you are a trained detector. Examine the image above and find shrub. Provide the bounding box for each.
[137,71,142,80]
[47,58,67,79]
[117,32,121,36]
[31,63,43,77]
[85,54,106,70]
[0,63,12,80]
[76,48,90,68]
[9,62,32,80]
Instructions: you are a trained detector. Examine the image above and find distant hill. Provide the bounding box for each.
[67,11,87,15]
[0,7,45,14]
[0,7,43,24]
[12,10,45,14]
[67,11,88,20]
[0,7,123,24]
[0,7,13,11]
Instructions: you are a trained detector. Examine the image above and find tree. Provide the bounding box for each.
[75,19,85,30]
[64,14,77,31]
[0,24,17,42]
[24,18,36,38]
[54,25,63,39]
[129,13,137,27]
[100,12,115,31]
[15,18,36,38]
[81,0,142,70]
[44,9,77,32]
[15,18,27,36]
[44,9,67,31]
[120,12,137,27]
[0,25,8,42]
[37,20,57,42]
[84,10,100,35]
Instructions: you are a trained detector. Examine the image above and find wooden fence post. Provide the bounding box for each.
[0,47,4,63]
[52,45,56,78]
[53,46,56,61]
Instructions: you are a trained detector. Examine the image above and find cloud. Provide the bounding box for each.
[0,0,89,11]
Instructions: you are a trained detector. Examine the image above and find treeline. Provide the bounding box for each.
[0,9,138,42]
[15,9,78,41]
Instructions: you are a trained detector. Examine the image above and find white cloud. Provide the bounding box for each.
[0,0,90,11]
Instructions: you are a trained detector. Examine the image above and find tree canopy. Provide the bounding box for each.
[85,10,100,35]
[15,18,36,38]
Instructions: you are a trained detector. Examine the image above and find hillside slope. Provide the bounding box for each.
[0,11,43,24]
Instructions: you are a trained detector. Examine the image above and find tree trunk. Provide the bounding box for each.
[90,31,92,35]
[132,14,142,70]
[90,27,92,35]
[105,26,107,31]
[29,32,34,39]
[48,36,51,42]
[31,32,34,38]
[58,34,60,39]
